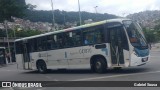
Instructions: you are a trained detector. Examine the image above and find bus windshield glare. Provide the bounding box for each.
[123,20,148,49]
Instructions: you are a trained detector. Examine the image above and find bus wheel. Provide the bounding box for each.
[37,61,47,74]
[94,57,107,73]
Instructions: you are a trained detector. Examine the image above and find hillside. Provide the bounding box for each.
[24,9,118,24]
[127,10,160,28]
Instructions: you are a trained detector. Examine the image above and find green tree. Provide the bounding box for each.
[15,29,42,37]
[154,23,160,38]
[0,0,27,22]
[25,9,118,25]
[143,28,159,43]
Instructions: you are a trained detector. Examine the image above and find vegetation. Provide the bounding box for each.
[143,28,159,43]
[14,29,42,37]
[143,21,160,43]
[0,28,42,37]
[25,9,118,24]
[0,0,42,38]
[0,0,27,22]
[154,21,160,38]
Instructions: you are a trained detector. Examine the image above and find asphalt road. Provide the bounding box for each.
[0,46,160,90]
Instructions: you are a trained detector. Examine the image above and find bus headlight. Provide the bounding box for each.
[142,57,148,62]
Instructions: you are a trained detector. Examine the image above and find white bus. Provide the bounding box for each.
[15,18,150,73]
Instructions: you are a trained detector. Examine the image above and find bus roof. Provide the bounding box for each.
[15,18,130,42]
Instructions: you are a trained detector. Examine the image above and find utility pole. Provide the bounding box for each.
[94,6,98,21]
[61,11,66,26]
[94,6,98,14]
[78,0,82,25]
[11,16,16,62]
[4,20,12,63]
[51,0,55,31]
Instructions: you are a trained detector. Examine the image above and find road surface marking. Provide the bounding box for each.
[44,76,59,81]
[72,70,160,81]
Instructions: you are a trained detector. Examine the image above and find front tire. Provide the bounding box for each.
[93,57,107,73]
[37,61,47,74]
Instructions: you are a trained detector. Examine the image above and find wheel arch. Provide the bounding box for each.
[90,54,107,67]
[36,59,47,69]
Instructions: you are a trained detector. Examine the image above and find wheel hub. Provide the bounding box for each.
[96,61,101,69]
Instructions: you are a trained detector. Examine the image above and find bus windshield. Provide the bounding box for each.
[123,20,148,49]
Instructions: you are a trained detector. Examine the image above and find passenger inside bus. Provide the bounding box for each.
[84,35,90,45]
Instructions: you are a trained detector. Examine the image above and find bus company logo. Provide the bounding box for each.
[79,48,92,54]
[2,82,11,87]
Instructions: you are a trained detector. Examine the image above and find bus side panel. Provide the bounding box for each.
[67,47,84,69]
[106,44,112,68]
[123,49,130,67]
[30,51,48,70]
[47,49,69,69]
[82,43,110,68]
[16,54,24,70]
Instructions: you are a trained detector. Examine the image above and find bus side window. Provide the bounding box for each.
[95,31,102,43]
[84,33,94,45]
[57,34,64,49]
[82,25,105,45]
[94,28,105,44]
[47,35,57,50]
[83,27,96,45]
[71,30,82,47]
[29,39,37,52]
[63,32,72,48]
[37,36,47,51]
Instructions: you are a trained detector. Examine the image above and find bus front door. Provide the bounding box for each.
[22,41,31,69]
[109,26,129,67]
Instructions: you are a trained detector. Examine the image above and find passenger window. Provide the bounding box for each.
[56,34,64,49]
[47,35,57,50]
[84,32,94,45]
[37,36,47,51]
[71,30,82,47]
[83,25,104,45]
[63,32,72,48]
[29,39,37,52]
[95,31,104,43]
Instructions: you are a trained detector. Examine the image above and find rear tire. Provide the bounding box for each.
[93,57,107,73]
[37,61,47,74]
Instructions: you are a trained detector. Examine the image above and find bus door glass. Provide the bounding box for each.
[22,40,31,69]
[107,23,129,66]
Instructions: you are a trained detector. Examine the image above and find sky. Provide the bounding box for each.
[25,0,160,16]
